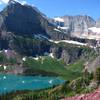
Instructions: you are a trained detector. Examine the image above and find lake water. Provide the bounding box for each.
[0,74,64,94]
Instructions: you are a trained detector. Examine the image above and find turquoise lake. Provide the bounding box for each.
[0,74,64,94]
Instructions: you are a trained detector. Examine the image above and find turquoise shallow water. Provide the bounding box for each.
[0,74,64,94]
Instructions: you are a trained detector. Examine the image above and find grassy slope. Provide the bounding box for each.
[0,53,96,100]
[0,41,97,99]
[23,57,84,80]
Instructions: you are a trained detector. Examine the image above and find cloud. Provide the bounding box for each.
[1,0,9,4]
[0,0,27,5]
[0,1,2,4]
[20,0,27,5]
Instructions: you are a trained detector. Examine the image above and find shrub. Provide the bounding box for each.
[94,67,100,85]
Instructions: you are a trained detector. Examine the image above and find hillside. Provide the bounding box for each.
[62,88,100,100]
[0,0,100,100]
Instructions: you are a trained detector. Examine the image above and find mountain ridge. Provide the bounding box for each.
[0,0,100,41]
[0,0,99,59]
[0,1,100,99]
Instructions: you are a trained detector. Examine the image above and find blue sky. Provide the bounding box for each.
[0,0,100,19]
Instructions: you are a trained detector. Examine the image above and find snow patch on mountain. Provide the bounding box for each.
[34,34,94,47]
[49,53,54,58]
[54,17,64,22]
[50,40,87,46]
[22,57,26,61]
[58,26,68,30]
[33,57,39,61]
[1,0,27,5]
[54,28,61,32]
[88,27,100,33]
[4,65,7,70]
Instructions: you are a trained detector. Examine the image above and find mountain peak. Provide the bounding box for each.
[8,0,18,4]
[8,0,26,5]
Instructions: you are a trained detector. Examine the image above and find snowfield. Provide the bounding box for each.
[34,34,96,48]
[88,27,100,33]
[54,17,64,22]
[49,53,54,58]
[49,39,87,46]
[33,57,39,61]
[54,28,61,32]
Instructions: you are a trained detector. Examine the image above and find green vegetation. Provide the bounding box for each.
[0,52,17,65]
[13,36,51,56]
[0,75,93,100]
[57,42,97,59]
[0,53,7,63]
[0,55,96,100]
[0,38,98,100]
[23,57,84,80]
[0,52,17,72]
[94,67,100,84]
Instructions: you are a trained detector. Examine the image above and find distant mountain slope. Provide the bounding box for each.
[96,18,100,27]
[0,0,100,41]
[0,0,48,36]
[53,16,100,40]
[54,15,95,34]
[0,0,99,61]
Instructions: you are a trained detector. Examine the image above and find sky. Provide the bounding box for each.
[0,0,100,19]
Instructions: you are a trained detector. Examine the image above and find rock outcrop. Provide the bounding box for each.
[0,0,99,65]
[53,15,95,36]
[86,56,100,73]
[0,0,48,36]
[96,19,100,28]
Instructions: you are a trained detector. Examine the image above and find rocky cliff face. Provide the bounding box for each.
[0,0,55,50]
[86,56,100,73]
[0,0,65,42]
[96,19,100,27]
[0,0,99,65]
[53,15,95,35]
[50,43,95,64]
[0,0,100,42]
[0,1,48,37]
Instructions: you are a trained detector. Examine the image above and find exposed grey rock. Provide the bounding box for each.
[0,1,46,36]
[96,18,100,28]
[0,0,99,66]
[87,56,100,73]
[0,15,3,29]
[61,50,70,64]
[59,15,95,36]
